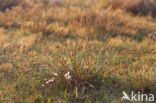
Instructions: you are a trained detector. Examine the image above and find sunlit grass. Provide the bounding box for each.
[0,0,156,102]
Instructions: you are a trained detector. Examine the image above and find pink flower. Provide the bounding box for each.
[53,73,58,76]
[64,72,71,80]
[46,78,55,84]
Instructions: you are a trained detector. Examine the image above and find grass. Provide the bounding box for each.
[0,0,156,103]
[107,0,156,17]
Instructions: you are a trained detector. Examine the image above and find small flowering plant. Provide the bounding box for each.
[43,47,104,94]
[44,72,71,85]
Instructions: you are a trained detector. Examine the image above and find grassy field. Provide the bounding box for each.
[0,0,156,102]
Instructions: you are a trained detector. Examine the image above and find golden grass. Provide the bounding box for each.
[0,0,155,102]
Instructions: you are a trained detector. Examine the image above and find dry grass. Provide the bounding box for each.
[108,0,156,16]
[0,0,22,11]
[0,0,155,102]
